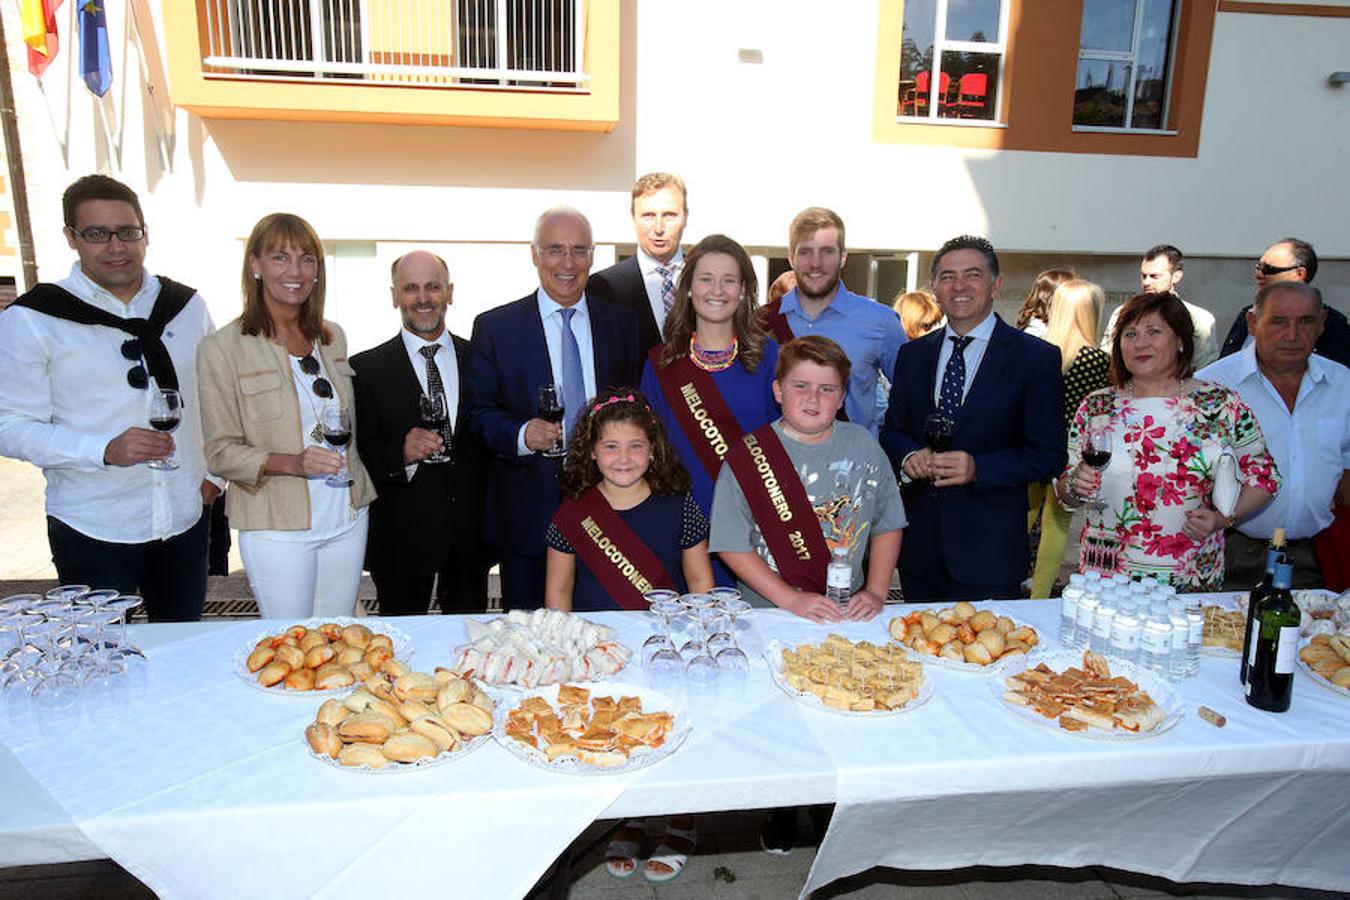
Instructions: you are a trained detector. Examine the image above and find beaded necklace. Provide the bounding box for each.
[690,335,738,372]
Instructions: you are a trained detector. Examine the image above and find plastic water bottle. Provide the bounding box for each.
[1075,590,1100,651]
[1167,598,1190,681]
[1090,591,1116,655]
[1084,570,1102,590]
[825,547,851,611]
[1059,586,1082,648]
[1183,595,1203,677]
[1109,599,1142,664]
[1111,573,1130,590]
[1139,601,1172,677]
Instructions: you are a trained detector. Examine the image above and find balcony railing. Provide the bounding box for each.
[199,0,588,90]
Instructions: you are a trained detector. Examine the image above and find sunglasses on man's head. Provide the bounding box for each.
[121,339,148,389]
[298,354,333,399]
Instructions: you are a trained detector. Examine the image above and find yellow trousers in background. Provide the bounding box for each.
[1027,482,1073,599]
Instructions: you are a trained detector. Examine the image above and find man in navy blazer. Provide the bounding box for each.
[468,208,643,610]
[585,172,688,353]
[881,235,1066,602]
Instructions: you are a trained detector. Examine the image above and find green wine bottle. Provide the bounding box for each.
[1244,561,1299,713]
[1239,528,1285,686]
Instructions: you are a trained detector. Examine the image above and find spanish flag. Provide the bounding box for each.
[22,0,65,78]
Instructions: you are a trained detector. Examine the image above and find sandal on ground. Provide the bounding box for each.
[643,825,697,884]
[604,821,645,879]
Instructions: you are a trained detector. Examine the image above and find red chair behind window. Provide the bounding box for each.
[953,72,989,118]
[903,71,950,116]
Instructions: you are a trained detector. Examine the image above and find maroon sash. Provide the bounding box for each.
[649,346,744,481]
[553,487,677,610]
[723,424,829,594]
[758,297,795,346]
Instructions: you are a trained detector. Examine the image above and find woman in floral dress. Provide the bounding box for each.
[1055,292,1279,589]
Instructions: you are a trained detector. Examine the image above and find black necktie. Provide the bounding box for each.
[939,335,974,420]
[419,344,453,450]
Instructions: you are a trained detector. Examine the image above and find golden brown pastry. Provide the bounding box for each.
[316,698,349,727]
[337,711,398,744]
[409,715,460,751]
[305,722,342,758]
[285,668,317,691]
[315,668,356,690]
[337,742,388,768]
[257,661,290,687]
[381,732,439,763]
[394,672,439,703]
[273,644,305,671]
[246,646,275,673]
[440,702,493,736]
[342,624,372,649]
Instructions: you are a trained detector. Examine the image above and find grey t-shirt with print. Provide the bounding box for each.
[708,420,906,607]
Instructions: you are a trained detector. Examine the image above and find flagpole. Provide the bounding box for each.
[0,8,40,293]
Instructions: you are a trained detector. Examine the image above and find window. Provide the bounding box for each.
[897,0,1009,122]
[1074,0,1178,130]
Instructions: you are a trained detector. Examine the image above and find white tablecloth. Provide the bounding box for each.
[1,599,1348,899]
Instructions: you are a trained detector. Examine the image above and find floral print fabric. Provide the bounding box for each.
[1065,382,1280,590]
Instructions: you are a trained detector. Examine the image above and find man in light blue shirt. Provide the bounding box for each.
[773,207,906,436]
[1198,281,1349,589]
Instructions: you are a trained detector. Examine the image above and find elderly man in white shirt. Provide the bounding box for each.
[1198,281,1350,589]
[0,175,219,620]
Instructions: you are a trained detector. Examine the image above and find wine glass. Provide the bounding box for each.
[103,595,146,662]
[923,413,953,493]
[713,598,752,693]
[678,593,716,658]
[1081,419,1114,510]
[705,587,741,655]
[322,406,354,488]
[44,585,90,604]
[538,384,566,457]
[646,598,687,696]
[641,590,681,666]
[418,391,451,464]
[146,388,183,470]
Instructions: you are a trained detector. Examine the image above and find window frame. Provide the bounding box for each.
[1072,0,1183,133]
[897,0,1013,125]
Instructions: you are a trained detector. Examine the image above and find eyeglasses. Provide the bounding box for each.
[298,354,333,399]
[70,226,146,244]
[1255,261,1302,277]
[538,244,594,262]
[121,339,148,389]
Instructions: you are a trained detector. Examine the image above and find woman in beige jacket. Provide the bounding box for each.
[197,213,375,618]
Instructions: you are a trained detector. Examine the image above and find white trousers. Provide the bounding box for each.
[238,510,369,619]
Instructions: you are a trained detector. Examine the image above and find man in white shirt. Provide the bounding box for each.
[0,175,219,620]
[585,172,689,351]
[350,251,490,615]
[1101,244,1218,368]
[1198,281,1350,588]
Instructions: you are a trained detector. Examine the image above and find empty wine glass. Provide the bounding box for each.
[713,598,752,694]
[705,587,740,654]
[641,590,681,666]
[679,593,717,658]
[418,391,451,464]
[0,594,42,617]
[322,406,354,488]
[44,585,90,604]
[146,388,183,470]
[103,595,146,662]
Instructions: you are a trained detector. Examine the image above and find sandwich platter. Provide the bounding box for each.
[493,682,689,775]
[231,617,414,696]
[990,649,1183,741]
[452,609,632,689]
[764,638,933,718]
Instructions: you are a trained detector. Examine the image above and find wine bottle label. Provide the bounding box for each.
[1246,628,1258,669]
[1274,626,1300,675]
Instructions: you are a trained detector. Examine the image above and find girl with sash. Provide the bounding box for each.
[638,235,779,584]
[709,336,906,623]
[544,391,713,612]
[544,391,710,884]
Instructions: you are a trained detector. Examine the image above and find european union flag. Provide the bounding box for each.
[79,0,111,97]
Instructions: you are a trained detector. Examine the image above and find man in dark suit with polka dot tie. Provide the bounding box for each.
[880,236,1066,602]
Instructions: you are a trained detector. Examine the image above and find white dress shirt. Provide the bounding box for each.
[933,311,997,406]
[637,248,683,338]
[1197,344,1350,540]
[514,290,597,455]
[0,263,217,543]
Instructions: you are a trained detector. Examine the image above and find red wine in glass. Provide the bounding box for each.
[923,414,953,453]
[1081,422,1114,509]
[539,384,566,457]
[418,392,450,463]
[1082,447,1111,469]
[147,388,182,470]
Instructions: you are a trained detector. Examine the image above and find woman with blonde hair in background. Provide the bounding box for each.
[1028,279,1110,597]
[1015,267,1075,338]
[892,289,943,340]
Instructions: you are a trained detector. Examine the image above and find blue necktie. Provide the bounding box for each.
[938,335,973,421]
[559,307,586,441]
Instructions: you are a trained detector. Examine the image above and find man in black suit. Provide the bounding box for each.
[468,208,643,610]
[351,251,491,615]
[1218,237,1350,367]
[585,172,688,352]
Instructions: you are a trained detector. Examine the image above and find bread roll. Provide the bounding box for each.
[337,711,398,743]
[246,646,275,673]
[342,624,372,649]
[298,630,328,653]
[919,612,941,634]
[304,644,336,670]
[952,601,977,620]
[887,617,907,643]
[305,722,341,758]
[274,644,305,670]
[285,668,317,691]
[338,742,388,768]
[409,715,460,751]
[440,702,493,736]
[1006,626,1039,647]
[365,645,394,670]
[348,661,374,682]
[367,634,394,652]
[399,699,436,723]
[996,616,1015,634]
[336,646,365,667]
[382,659,411,679]
[929,623,956,645]
[381,731,439,763]
[977,629,1006,656]
[364,673,399,703]
[1331,667,1350,688]
[437,679,472,709]
[394,672,439,703]
[969,610,998,632]
[963,642,993,665]
[257,661,290,687]
[939,641,965,662]
[471,690,494,713]
[315,668,355,690]
[433,667,459,686]
[316,698,349,727]
[284,624,308,640]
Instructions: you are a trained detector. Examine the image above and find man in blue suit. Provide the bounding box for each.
[468,207,643,609]
[881,235,1066,602]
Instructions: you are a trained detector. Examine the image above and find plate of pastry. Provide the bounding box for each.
[233,617,414,695]
[887,602,1042,671]
[765,635,932,716]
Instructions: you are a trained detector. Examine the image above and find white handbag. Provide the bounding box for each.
[1211,450,1242,518]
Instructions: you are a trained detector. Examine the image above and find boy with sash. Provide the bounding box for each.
[709,336,905,623]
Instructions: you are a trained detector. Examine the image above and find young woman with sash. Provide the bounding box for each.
[544,391,711,883]
[638,234,779,584]
[709,336,906,624]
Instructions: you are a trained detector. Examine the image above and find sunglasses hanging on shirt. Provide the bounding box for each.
[121,338,148,389]
[298,354,334,399]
